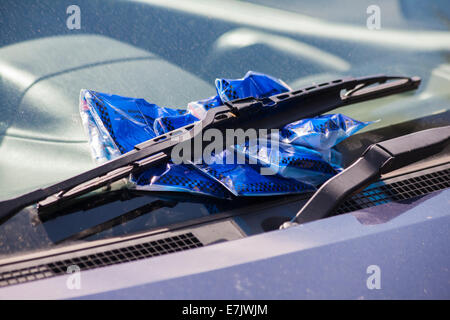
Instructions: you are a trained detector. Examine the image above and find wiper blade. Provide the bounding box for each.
[0,74,421,223]
[280,125,450,228]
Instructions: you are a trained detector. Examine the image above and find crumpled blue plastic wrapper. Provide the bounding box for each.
[194,149,315,196]
[131,162,229,199]
[79,90,186,160]
[280,113,370,150]
[234,139,341,187]
[80,71,371,198]
[215,71,290,102]
[188,71,290,119]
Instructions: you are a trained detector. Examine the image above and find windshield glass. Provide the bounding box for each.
[0,0,449,258]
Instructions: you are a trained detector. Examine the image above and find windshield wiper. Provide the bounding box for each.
[0,75,421,224]
[280,125,450,229]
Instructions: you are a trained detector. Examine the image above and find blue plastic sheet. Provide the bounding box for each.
[80,71,371,198]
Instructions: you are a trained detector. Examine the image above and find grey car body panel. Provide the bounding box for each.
[0,1,449,299]
[0,188,448,299]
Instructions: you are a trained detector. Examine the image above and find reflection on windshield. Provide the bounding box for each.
[0,0,449,259]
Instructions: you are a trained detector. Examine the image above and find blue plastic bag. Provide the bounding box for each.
[234,139,340,186]
[188,71,290,119]
[194,149,316,196]
[131,162,230,199]
[215,71,290,103]
[79,71,371,199]
[280,113,371,150]
[80,89,185,158]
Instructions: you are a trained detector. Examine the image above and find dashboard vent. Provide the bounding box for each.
[0,232,202,288]
[334,168,450,215]
[0,265,53,287]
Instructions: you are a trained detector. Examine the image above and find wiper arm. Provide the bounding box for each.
[280,125,450,228]
[0,74,421,224]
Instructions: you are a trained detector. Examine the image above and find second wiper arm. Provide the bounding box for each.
[281,125,450,228]
[0,74,421,223]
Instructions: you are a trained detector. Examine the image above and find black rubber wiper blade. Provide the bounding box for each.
[280,125,450,228]
[0,74,421,224]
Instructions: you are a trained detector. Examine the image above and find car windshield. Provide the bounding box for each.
[0,0,449,258]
